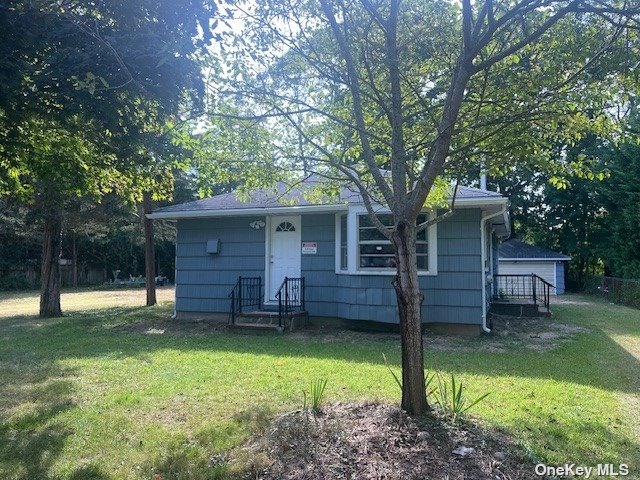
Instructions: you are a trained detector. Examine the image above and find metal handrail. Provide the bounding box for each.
[228,276,262,324]
[494,274,555,312]
[275,277,306,328]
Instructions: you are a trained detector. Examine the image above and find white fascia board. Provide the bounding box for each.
[347,197,508,210]
[499,257,571,262]
[147,203,348,220]
[453,197,509,206]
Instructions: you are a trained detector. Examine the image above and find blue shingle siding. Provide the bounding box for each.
[175,209,484,325]
[175,217,266,313]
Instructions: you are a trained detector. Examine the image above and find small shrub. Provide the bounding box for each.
[432,372,490,423]
[382,353,402,391]
[382,354,489,423]
[303,378,328,414]
[0,275,34,291]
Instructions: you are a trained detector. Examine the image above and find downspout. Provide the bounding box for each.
[480,204,508,333]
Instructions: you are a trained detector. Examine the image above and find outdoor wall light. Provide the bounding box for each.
[249,220,266,229]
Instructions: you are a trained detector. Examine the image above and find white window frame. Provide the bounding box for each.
[335,206,438,276]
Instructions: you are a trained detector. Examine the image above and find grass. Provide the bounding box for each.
[0,289,638,479]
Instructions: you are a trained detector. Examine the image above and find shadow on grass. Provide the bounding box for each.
[0,352,113,479]
[0,361,76,480]
[1,301,639,478]
[4,303,638,394]
[147,405,274,480]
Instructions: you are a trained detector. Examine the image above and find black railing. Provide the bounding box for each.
[494,274,554,312]
[228,276,262,324]
[275,277,306,328]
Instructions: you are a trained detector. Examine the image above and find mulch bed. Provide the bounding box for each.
[231,402,538,479]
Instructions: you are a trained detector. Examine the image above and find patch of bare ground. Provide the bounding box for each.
[228,402,536,480]
[109,313,587,354]
[109,318,227,335]
[489,315,589,351]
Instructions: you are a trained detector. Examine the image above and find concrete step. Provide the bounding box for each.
[229,322,284,334]
[261,303,280,312]
[242,310,307,318]
[230,310,309,332]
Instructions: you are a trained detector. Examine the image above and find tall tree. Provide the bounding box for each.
[0,0,216,315]
[211,0,639,413]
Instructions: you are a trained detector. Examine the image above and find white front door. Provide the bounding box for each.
[269,216,301,300]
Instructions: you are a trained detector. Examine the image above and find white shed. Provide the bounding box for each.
[498,239,571,295]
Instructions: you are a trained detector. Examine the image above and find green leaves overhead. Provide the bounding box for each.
[0,0,218,206]
[204,0,638,211]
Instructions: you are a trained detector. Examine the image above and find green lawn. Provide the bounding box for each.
[0,289,638,479]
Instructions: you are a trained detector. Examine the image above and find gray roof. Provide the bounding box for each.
[151,180,505,216]
[499,239,571,261]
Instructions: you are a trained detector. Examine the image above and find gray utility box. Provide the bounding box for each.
[206,239,220,254]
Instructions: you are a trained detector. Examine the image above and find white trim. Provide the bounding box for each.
[451,197,508,206]
[147,204,348,220]
[263,216,271,304]
[334,205,438,276]
[334,213,342,273]
[499,257,571,262]
[334,212,349,273]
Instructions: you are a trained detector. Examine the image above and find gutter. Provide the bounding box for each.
[480,204,510,333]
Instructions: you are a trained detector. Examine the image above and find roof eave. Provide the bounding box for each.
[499,257,572,261]
[147,203,349,220]
[454,197,508,206]
[148,196,508,220]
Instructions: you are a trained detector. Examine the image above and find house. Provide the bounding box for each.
[148,180,511,335]
[498,239,571,295]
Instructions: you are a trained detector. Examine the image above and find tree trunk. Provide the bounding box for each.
[142,192,157,306]
[392,219,429,415]
[72,234,78,288]
[40,207,63,317]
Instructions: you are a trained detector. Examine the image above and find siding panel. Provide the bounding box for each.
[175,210,484,325]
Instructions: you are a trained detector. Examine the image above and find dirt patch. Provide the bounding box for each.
[108,313,588,354]
[228,402,536,479]
[109,318,227,336]
[490,315,589,351]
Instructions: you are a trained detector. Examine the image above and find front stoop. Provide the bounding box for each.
[490,299,551,318]
[229,310,308,333]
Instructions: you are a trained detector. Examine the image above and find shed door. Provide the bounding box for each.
[269,216,301,300]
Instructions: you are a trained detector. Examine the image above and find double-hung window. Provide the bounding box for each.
[357,214,429,270]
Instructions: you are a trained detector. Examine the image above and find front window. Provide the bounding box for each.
[358,214,429,270]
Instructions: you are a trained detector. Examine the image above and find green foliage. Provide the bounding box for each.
[382,353,403,391]
[0,0,217,207]
[430,372,491,424]
[383,356,490,423]
[0,275,34,291]
[208,0,638,205]
[302,378,328,415]
[495,106,640,286]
